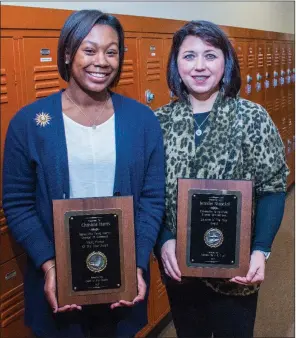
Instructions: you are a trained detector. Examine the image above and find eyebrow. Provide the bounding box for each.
[182,50,195,54]
[182,49,218,54]
[81,40,119,47]
[204,49,218,53]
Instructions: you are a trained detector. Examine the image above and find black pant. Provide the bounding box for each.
[82,304,118,337]
[166,278,258,338]
[35,304,135,338]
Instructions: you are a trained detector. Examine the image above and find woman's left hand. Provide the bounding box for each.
[230,250,266,285]
[110,267,146,309]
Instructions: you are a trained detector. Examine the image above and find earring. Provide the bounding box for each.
[65,60,69,65]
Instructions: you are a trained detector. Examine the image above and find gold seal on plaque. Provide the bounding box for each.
[86,251,108,273]
[204,228,224,248]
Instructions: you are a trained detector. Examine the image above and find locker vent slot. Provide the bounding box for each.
[274,98,281,112]
[281,49,287,66]
[236,46,244,71]
[247,53,255,69]
[33,65,60,98]
[146,59,161,81]
[274,48,280,67]
[257,52,264,68]
[118,60,135,86]
[266,52,272,67]
[0,69,8,104]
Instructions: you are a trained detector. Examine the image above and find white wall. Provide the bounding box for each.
[2,1,295,34]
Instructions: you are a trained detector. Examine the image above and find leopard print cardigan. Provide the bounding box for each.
[154,91,289,296]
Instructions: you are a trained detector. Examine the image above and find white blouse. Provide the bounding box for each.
[63,113,116,198]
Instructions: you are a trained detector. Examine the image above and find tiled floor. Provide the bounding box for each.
[159,186,295,338]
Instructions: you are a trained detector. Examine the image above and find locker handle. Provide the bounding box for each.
[145,90,155,104]
[264,80,270,89]
[256,82,261,92]
[273,78,278,87]
[5,270,17,281]
[246,75,252,83]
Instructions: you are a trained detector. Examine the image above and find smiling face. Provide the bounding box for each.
[67,24,120,93]
[177,36,225,100]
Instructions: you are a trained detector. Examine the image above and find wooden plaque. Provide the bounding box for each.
[53,196,137,306]
[177,179,253,278]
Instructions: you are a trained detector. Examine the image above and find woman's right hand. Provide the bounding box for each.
[161,239,182,282]
[42,260,82,313]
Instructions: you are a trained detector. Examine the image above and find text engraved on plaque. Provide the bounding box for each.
[68,212,121,292]
[188,191,241,268]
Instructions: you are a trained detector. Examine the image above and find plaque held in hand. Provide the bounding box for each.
[53,196,137,306]
[177,179,253,278]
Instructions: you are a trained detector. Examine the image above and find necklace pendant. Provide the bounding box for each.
[195,129,202,136]
[92,125,96,130]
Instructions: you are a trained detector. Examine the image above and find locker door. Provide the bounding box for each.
[163,38,175,102]
[253,41,265,106]
[150,258,170,325]
[21,37,66,105]
[113,37,140,101]
[264,42,273,118]
[233,40,247,99]
[280,42,287,90]
[292,42,295,99]
[245,41,257,102]
[287,42,294,114]
[139,38,168,110]
[279,43,288,144]
[272,42,281,131]
[0,38,19,204]
[286,42,295,185]
[0,254,33,338]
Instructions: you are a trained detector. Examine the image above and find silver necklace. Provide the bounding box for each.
[193,113,210,136]
[65,91,109,130]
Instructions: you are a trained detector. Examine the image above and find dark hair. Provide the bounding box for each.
[57,9,124,87]
[167,20,241,101]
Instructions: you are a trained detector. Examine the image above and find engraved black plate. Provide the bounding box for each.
[68,213,121,292]
[188,191,241,267]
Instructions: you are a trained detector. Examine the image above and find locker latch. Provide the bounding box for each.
[145,90,155,104]
[264,80,270,89]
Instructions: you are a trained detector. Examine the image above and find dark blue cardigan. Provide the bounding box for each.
[2,91,165,336]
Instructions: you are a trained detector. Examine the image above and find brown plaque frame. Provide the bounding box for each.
[53,196,137,306]
[177,179,253,278]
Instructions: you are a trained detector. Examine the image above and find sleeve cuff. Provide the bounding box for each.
[136,247,150,272]
[155,227,175,255]
[22,230,55,269]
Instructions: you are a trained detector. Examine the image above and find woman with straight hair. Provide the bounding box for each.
[3,9,165,338]
[155,20,288,337]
